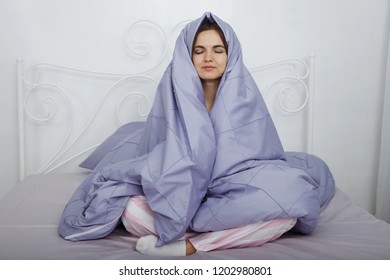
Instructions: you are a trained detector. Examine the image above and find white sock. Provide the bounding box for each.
[136,235,186,257]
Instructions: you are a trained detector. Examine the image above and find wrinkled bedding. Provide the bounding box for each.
[58,12,335,246]
[2,173,390,260]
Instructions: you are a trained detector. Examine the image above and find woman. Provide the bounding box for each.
[121,16,297,256]
[59,12,335,257]
[191,17,228,112]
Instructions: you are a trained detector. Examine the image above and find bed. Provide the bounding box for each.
[1,20,390,260]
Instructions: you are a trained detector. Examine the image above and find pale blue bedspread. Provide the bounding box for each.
[58,13,335,246]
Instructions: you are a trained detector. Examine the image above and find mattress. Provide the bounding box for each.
[1,172,389,260]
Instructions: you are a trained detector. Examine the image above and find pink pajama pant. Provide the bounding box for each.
[121,195,297,252]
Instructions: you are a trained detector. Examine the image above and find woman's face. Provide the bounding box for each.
[192,30,228,83]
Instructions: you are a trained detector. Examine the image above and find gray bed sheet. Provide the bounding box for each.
[0,172,389,260]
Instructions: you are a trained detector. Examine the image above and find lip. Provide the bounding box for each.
[202,66,216,71]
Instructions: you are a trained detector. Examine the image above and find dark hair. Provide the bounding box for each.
[193,17,228,55]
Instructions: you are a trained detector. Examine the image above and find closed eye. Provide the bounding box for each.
[214,47,225,54]
[193,47,205,55]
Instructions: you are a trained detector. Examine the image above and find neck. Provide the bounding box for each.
[202,79,220,112]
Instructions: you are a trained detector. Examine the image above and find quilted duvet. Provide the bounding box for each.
[58,12,335,246]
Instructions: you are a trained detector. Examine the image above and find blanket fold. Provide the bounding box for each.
[59,12,335,246]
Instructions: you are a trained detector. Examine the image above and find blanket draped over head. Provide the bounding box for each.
[59,12,335,246]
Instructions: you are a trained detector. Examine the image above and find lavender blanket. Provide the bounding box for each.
[59,13,335,246]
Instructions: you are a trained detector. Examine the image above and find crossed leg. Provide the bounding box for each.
[121,195,296,256]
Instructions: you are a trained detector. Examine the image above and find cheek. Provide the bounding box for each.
[216,55,228,67]
[192,57,202,69]
[218,59,228,71]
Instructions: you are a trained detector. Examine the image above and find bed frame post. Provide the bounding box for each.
[17,58,25,181]
[307,54,316,154]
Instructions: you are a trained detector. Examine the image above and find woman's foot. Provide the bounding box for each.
[136,235,197,256]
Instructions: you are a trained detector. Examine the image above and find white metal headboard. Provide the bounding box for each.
[16,20,316,181]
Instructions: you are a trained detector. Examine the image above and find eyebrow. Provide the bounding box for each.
[193,45,226,50]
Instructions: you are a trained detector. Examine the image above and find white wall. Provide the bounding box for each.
[0,0,389,215]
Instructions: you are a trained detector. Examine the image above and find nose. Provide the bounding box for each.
[204,51,213,62]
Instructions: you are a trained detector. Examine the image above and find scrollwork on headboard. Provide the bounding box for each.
[125,19,192,74]
[249,55,315,153]
[250,59,310,113]
[125,20,168,74]
[17,19,315,180]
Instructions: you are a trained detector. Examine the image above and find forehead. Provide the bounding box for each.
[194,30,224,47]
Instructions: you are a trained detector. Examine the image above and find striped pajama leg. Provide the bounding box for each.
[121,195,197,239]
[121,195,158,237]
[121,195,297,252]
[188,218,297,252]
